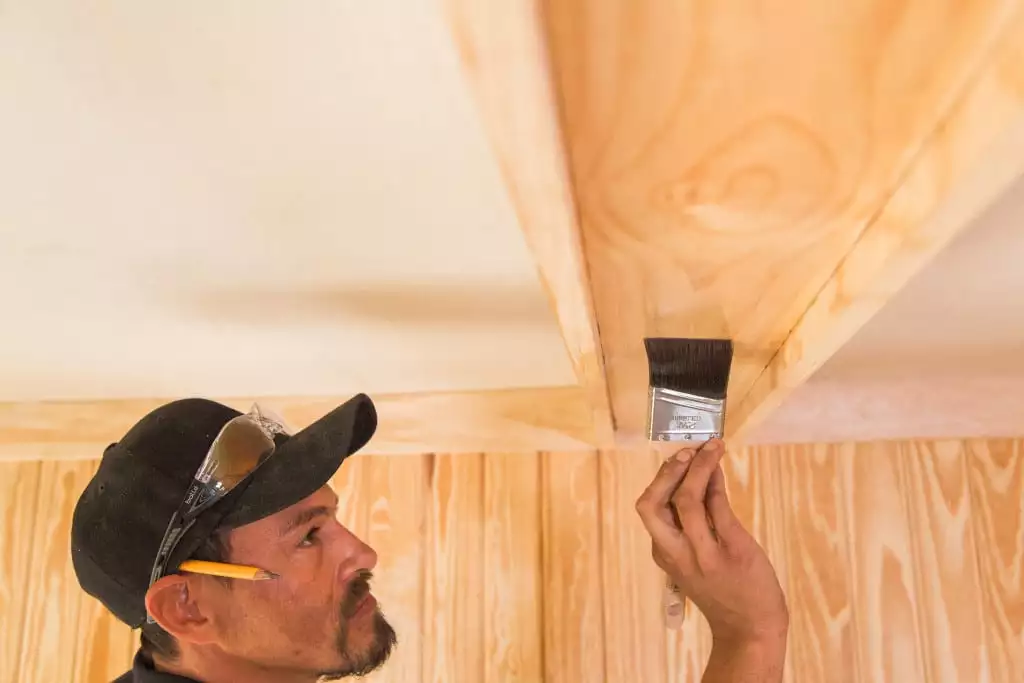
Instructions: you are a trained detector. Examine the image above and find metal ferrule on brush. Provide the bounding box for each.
[646,387,725,442]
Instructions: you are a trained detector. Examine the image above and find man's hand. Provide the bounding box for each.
[635,439,789,681]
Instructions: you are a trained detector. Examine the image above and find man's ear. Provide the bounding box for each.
[144,575,215,646]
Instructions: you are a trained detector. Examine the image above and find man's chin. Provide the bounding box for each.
[321,609,397,680]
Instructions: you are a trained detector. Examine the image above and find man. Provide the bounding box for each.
[72,395,787,682]
[71,395,396,682]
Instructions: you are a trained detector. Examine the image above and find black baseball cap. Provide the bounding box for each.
[70,394,377,628]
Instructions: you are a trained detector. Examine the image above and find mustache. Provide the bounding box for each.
[340,569,374,619]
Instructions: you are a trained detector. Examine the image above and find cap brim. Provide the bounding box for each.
[219,393,377,528]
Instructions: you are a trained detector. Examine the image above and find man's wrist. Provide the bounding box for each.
[705,628,788,683]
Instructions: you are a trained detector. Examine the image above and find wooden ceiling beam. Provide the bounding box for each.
[539,0,1024,446]
[0,386,600,461]
[731,15,1024,441]
[443,0,615,442]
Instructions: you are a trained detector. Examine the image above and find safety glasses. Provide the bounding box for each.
[145,404,291,623]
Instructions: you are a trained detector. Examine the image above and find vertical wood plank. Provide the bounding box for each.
[899,439,989,683]
[774,443,859,683]
[484,452,543,683]
[362,454,428,683]
[0,461,41,682]
[845,442,927,683]
[423,453,485,683]
[17,460,97,682]
[72,593,136,681]
[967,438,1024,682]
[599,449,666,683]
[541,450,604,683]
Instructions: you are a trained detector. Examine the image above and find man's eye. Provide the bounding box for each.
[299,527,320,547]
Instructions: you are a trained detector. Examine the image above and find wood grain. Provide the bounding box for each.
[362,454,429,683]
[443,0,614,443]
[599,449,666,683]
[0,385,601,461]
[423,453,485,683]
[0,461,40,681]
[774,444,859,683]
[845,442,927,682]
[6,436,1024,681]
[17,460,97,682]
[899,440,989,683]
[967,438,1024,682]
[484,453,544,683]
[72,594,136,682]
[732,7,1024,440]
[541,0,1020,444]
[541,450,604,683]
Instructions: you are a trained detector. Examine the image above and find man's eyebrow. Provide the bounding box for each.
[280,503,337,538]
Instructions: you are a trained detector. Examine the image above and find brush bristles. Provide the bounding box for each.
[643,338,733,399]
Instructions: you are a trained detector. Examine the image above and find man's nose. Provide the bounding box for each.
[335,527,378,576]
[354,534,378,571]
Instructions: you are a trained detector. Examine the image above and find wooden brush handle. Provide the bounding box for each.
[663,573,686,629]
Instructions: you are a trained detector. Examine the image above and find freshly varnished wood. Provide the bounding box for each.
[0,461,40,681]
[899,440,989,683]
[484,453,544,683]
[541,451,605,683]
[6,436,1024,681]
[443,0,615,443]
[73,595,137,682]
[732,8,1024,440]
[599,449,667,683]
[541,0,1023,445]
[845,442,928,682]
[967,438,1024,682]
[363,454,430,683]
[0,385,601,461]
[17,461,97,682]
[774,443,859,683]
[423,453,486,683]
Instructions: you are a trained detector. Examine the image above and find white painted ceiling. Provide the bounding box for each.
[0,1,575,401]
[748,169,1024,443]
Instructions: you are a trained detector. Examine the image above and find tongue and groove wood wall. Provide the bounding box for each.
[1,439,1022,683]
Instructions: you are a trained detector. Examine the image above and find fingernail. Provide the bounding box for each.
[673,448,695,462]
[704,439,723,452]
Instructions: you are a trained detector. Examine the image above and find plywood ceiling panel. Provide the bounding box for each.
[0,1,575,401]
[541,0,1023,446]
[750,172,1024,443]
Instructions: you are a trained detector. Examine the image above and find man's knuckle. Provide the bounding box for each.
[673,488,701,510]
[635,495,653,515]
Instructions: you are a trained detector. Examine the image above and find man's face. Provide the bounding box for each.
[201,485,396,678]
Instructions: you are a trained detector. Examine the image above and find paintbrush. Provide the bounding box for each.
[643,337,734,630]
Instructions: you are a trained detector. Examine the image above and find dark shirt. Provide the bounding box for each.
[114,650,201,683]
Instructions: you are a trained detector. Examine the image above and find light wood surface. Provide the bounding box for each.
[423,453,486,682]
[4,439,1024,682]
[444,0,614,443]
[0,0,579,403]
[0,386,599,460]
[540,0,1024,444]
[731,9,1024,440]
[967,438,1024,680]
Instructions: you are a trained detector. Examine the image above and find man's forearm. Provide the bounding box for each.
[702,634,787,683]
